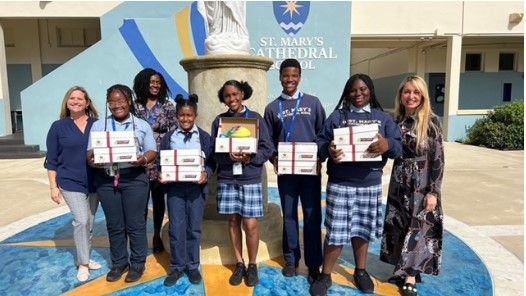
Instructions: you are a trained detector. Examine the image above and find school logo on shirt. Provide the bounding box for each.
[272,1,311,36]
[279,107,312,119]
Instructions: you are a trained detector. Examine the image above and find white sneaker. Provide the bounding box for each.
[77,266,90,282]
[88,260,102,270]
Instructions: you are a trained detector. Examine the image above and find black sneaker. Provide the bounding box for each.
[106,264,129,282]
[282,263,297,277]
[229,262,246,286]
[353,269,374,293]
[125,265,144,282]
[310,273,332,296]
[307,268,321,284]
[187,269,202,284]
[245,263,259,287]
[164,270,183,287]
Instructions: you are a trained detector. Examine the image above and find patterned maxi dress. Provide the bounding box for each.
[380,115,444,276]
[135,100,177,180]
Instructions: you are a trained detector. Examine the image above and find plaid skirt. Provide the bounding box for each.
[325,183,383,245]
[217,183,263,218]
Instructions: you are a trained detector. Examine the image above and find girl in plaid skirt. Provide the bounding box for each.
[311,74,402,295]
[211,80,273,287]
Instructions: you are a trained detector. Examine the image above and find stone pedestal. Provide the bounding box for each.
[161,54,283,265]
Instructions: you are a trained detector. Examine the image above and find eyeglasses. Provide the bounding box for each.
[107,100,128,107]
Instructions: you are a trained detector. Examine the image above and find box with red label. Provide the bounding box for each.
[93,146,137,164]
[161,165,203,182]
[277,142,317,161]
[278,161,317,175]
[215,117,258,153]
[90,131,136,148]
[337,144,382,162]
[333,124,378,145]
[160,149,204,166]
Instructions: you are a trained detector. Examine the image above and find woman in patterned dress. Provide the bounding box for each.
[380,76,444,296]
[133,68,177,253]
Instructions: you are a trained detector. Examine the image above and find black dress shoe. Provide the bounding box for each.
[106,264,129,282]
[164,270,183,287]
[353,269,374,293]
[282,263,297,277]
[187,269,202,284]
[310,273,332,296]
[125,266,144,282]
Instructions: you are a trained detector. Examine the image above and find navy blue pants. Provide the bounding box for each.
[278,174,323,270]
[94,168,149,270]
[166,182,207,272]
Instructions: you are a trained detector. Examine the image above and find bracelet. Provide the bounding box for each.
[142,155,148,166]
[50,187,58,190]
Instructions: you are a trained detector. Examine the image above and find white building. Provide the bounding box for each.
[0,1,523,148]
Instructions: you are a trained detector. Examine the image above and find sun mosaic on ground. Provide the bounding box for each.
[0,188,492,296]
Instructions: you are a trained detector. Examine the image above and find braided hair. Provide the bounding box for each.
[334,73,383,111]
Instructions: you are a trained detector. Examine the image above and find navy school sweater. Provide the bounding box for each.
[317,108,402,187]
[211,108,273,185]
[264,93,326,159]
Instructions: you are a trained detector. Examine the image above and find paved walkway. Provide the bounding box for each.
[0,141,523,295]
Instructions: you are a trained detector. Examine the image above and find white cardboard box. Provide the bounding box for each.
[93,147,137,164]
[337,144,382,162]
[91,131,136,148]
[215,137,258,153]
[160,149,204,166]
[333,124,379,145]
[161,165,203,182]
[278,160,317,175]
[277,142,317,161]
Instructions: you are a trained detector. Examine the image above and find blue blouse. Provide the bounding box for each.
[45,117,96,194]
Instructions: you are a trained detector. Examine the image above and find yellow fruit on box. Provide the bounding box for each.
[231,126,252,138]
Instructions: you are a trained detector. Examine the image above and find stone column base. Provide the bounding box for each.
[161,203,283,265]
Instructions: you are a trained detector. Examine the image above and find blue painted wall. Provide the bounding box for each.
[7,64,32,111]
[459,71,524,109]
[447,114,485,142]
[21,1,352,150]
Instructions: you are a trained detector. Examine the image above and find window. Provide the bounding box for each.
[465,53,482,71]
[503,83,512,102]
[56,27,100,47]
[499,53,515,71]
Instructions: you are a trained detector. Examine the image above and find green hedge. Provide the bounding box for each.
[465,101,524,150]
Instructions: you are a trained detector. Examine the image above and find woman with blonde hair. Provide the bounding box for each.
[380,76,444,296]
[45,86,101,282]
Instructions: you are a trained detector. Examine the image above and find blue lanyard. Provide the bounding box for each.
[111,116,132,131]
[243,107,250,118]
[278,94,303,142]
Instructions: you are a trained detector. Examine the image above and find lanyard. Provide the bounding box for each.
[243,106,250,118]
[278,94,303,142]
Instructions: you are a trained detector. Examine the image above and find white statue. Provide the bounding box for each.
[198,1,250,55]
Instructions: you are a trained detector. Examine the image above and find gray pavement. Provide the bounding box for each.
[0,141,523,295]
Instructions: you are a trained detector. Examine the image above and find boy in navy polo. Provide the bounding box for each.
[263,58,326,283]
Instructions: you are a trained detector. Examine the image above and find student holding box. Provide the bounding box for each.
[87,84,157,283]
[211,80,273,287]
[311,74,402,295]
[159,94,215,287]
[263,58,325,283]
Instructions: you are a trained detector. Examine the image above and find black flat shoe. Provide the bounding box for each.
[187,269,202,284]
[388,275,405,287]
[353,269,374,293]
[402,283,418,296]
[164,270,183,287]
